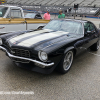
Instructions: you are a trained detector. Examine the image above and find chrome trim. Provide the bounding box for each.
[0,46,54,68]
[38,51,48,62]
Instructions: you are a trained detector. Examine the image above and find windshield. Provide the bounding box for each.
[0,7,8,17]
[43,20,83,34]
[24,13,36,18]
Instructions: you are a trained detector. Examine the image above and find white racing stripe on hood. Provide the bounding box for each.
[9,29,52,43]
[18,31,69,47]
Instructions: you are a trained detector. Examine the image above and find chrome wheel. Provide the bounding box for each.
[63,51,73,71]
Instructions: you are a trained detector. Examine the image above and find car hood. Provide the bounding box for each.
[8,29,83,51]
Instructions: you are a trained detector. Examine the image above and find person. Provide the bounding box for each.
[58,10,65,18]
[43,10,50,20]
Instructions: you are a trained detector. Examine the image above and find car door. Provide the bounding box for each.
[0,7,8,34]
[83,22,98,49]
[6,8,26,33]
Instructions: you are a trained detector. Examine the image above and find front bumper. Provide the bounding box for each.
[0,46,54,68]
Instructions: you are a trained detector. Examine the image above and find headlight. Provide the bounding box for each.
[38,51,48,62]
[0,38,2,45]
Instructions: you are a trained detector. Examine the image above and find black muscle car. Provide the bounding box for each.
[0,19,100,74]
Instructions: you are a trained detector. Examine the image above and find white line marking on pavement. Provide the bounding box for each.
[88,52,100,57]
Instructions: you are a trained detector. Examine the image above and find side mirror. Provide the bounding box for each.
[87,31,92,34]
[87,30,95,34]
[85,31,92,36]
[85,30,95,36]
[37,26,44,30]
[8,17,14,21]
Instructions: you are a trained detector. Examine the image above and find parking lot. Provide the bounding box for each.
[0,17,100,100]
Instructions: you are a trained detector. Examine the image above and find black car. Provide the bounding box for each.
[24,13,42,19]
[0,19,100,74]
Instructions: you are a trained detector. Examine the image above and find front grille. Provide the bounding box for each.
[10,48,30,63]
[11,48,30,58]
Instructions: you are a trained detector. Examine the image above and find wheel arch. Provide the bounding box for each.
[64,46,77,56]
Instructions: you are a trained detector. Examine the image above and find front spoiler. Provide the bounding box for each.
[0,46,54,68]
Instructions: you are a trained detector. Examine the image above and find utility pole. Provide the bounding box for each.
[74,4,78,19]
[74,9,76,19]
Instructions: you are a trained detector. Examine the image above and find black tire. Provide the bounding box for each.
[57,50,74,74]
[90,40,99,51]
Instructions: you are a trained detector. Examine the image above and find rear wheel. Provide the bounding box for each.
[57,50,73,74]
[90,40,99,51]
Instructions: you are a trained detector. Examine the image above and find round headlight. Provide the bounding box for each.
[0,38,2,45]
[38,51,48,62]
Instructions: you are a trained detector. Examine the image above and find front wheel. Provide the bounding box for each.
[57,50,74,74]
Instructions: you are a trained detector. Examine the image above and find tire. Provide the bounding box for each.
[90,40,99,51]
[57,50,74,74]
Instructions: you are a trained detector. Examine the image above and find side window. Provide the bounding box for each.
[84,22,96,34]
[0,7,8,17]
[89,23,96,32]
[10,9,22,18]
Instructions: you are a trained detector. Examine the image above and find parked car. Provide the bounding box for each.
[24,13,42,19]
[0,19,100,74]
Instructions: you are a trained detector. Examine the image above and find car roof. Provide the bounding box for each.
[0,5,21,8]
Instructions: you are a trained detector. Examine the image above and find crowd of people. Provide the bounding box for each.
[43,10,65,20]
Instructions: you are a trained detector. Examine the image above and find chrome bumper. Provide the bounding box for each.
[0,46,54,68]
